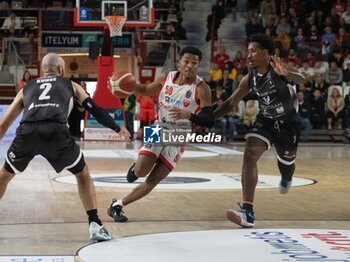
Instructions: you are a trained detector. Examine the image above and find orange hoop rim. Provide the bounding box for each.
[105,15,126,21]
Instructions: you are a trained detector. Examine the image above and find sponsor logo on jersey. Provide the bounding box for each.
[183,100,190,107]
[8,151,16,161]
[185,90,192,98]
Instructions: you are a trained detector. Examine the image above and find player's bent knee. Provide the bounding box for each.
[68,155,87,175]
[3,162,15,174]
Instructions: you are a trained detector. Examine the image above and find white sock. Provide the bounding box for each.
[112,199,124,207]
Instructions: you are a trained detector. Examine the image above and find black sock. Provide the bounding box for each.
[242,203,253,212]
[278,161,295,181]
[87,209,102,225]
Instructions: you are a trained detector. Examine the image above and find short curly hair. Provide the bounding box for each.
[249,34,274,55]
[179,46,202,62]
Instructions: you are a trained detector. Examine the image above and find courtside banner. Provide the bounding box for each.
[84,108,124,141]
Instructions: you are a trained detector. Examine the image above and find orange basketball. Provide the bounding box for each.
[108,71,136,98]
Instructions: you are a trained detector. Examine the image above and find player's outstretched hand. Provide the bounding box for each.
[169,106,191,120]
[270,55,289,77]
[118,127,131,142]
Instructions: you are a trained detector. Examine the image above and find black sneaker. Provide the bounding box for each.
[226,202,255,228]
[126,163,138,183]
[107,199,128,222]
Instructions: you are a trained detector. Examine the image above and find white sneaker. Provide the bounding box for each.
[226,203,255,228]
[279,179,292,194]
[89,222,111,241]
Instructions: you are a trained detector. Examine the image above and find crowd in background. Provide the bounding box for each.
[206,0,350,142]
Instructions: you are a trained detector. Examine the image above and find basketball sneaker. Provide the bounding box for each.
[279,178,292,194]
[89,222,111,241]
[107,199,128,222]
[226,203,255,228]
[126,163,138,183]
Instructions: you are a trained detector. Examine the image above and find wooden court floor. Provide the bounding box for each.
[0,140,349,256]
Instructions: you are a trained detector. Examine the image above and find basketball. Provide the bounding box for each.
[108,71,137,98]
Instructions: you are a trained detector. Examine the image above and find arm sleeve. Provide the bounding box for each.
[82,97,121,132]
[189,106,215,128]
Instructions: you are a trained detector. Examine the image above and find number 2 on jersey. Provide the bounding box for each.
[39,83,52,100]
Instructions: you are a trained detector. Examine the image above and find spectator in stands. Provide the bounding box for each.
[206,5,221,42]
[214,0,226,23]
[299,60,315,83]
[293,27,306,56]
[265,27,275,42]
[2,11,21,29]
[209,62,222,82]
[245,15,264,38]
[242,100,258,127]
[343,61,350,86]
[204,73,217,94]
[306,52,316,68]
[306,25,321,44]
[313,60,329,75]
[275,15,292,51]
[285,48,301,67]
[138,94,156,139]
[0,1,9,10]
[321,25,337,57]
[329,48,344,68]
[325,60,343,86]
[326,86,345,130]
[223,61,237,80]
[232,72,244,93]
[232,51,246,74]
[298,82,312,104]
[332,0,346,15]
[19,70,31,89]
[261,4,278,27]
[344,92,350,128]
[260,0,276,16]
[310,89,326,129]
[297,91,312,142]
[312,73,329,98]
[263,16,276,36]
[341,6,350,32]
[212,85,228,110]
[218,69,233,97]
[336,27,350,51]
[213,47,230,69]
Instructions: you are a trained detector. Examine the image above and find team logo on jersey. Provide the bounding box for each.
[183,100,190,107]
[185,90,192,98]
[143,125,162,144]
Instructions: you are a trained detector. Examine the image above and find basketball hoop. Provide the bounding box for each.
[105,16,126,37]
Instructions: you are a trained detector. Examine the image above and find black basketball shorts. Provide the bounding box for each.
[245,115,301,165]
[5,122,84,173]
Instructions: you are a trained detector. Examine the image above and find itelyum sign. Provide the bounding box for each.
[42,33,82,47]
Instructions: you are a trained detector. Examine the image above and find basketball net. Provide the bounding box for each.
[105,16,126,37]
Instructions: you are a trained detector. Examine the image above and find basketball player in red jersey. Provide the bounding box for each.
[108,46,215,222]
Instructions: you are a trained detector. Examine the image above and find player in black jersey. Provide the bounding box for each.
[215,34,306,228]
[0,53,130,241]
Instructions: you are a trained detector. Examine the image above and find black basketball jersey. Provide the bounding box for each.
[248,66,298,120]
[20,75,74,124]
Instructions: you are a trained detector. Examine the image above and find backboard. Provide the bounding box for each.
[74,0,154,27]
